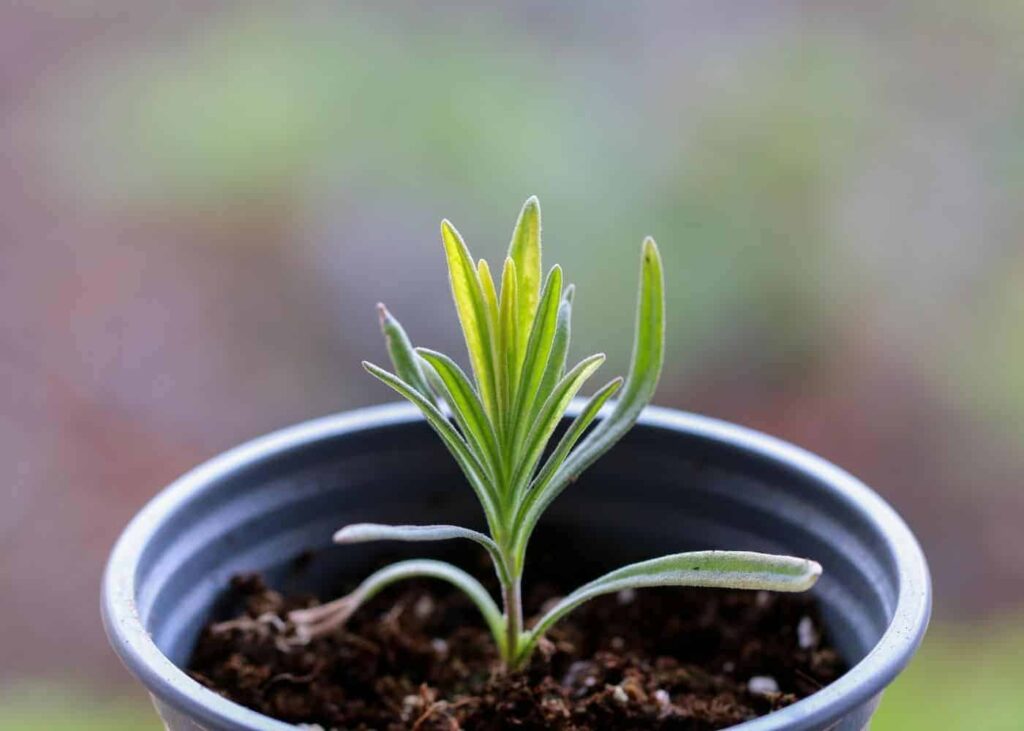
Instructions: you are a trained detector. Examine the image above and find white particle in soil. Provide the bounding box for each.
[616,588,636,605]
[755,591,771,608]
[747,676,780,695]
[797,615,818,649]
[654,689,671,708]
[611,685,629,705]
[414,595,434,619]
[431,638,449,658]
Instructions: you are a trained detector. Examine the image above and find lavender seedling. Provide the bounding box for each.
[290,197,821,670]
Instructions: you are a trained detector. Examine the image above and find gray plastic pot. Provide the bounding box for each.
[103,402,930,730]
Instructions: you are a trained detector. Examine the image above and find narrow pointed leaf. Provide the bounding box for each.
[507,196,541,367]
[362,361,501,533]
[529,286,573,425]
[518,551,822,662]
[477,259,501,343]
[477,260,503,417]
[513,377,623,553]
[377,304,434,403]
[509,353,605,497]
[441,220,498,419]
[417,348,501,481]
[518,240,664,529]
[509,265,563,455]
[499,257,520,410]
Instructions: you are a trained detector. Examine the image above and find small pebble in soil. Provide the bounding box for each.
[431,637,449,658]
[798,615,818,649]
[748,675,781,695]
[414,594,434,619]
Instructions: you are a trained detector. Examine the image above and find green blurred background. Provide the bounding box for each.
[2,2,1022,728]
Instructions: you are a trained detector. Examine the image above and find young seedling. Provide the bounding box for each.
[289,197,821,670]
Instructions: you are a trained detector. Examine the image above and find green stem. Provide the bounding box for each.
[501,572,524,670]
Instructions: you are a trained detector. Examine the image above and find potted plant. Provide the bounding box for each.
[103,198,930,730]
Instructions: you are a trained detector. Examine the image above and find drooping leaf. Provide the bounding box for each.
[334,523,507,582]
[362,361,502,534]
[377,304,434,403]
[507,196,541,368]
[517,551,822,662]
[441,220,498,420]
[289,560,506,655]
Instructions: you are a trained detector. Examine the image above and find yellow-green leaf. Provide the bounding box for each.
[499,257,519,411]
[441,220,498,420]
[507,196,541,369]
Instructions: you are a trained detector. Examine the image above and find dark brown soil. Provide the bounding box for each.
[188,572,845,729]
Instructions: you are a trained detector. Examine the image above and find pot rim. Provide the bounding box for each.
[102,402,931,730]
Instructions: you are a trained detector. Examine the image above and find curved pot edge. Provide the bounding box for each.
[102,401,932,731]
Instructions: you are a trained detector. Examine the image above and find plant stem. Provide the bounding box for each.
[502,572,524,670]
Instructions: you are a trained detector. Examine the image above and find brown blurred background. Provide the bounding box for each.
[1,2,1022,729]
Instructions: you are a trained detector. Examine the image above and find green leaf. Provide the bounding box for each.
[507,196,541,369]
[333,523,507,583]
[376,304,434,403]
[512,376,623,555]
[529,285,574,425]
[517,551,822,662]
[509,353,605,497]
[477,259,501,343]
[441,219,498,420]
[517,240,664,531]
[498,257,519,413]
[417,348,502,483]
[362,361,502,535]
[289,559,507,656]
[508,265,563,458]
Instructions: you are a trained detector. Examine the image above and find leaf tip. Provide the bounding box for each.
[440,218,462,245]
[806,559,823,585]
[333,525,358,543]
[642,236,660,261]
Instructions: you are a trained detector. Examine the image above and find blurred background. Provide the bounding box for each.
[1,1,1022,729]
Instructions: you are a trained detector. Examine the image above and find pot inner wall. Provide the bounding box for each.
[133,419,896,672]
